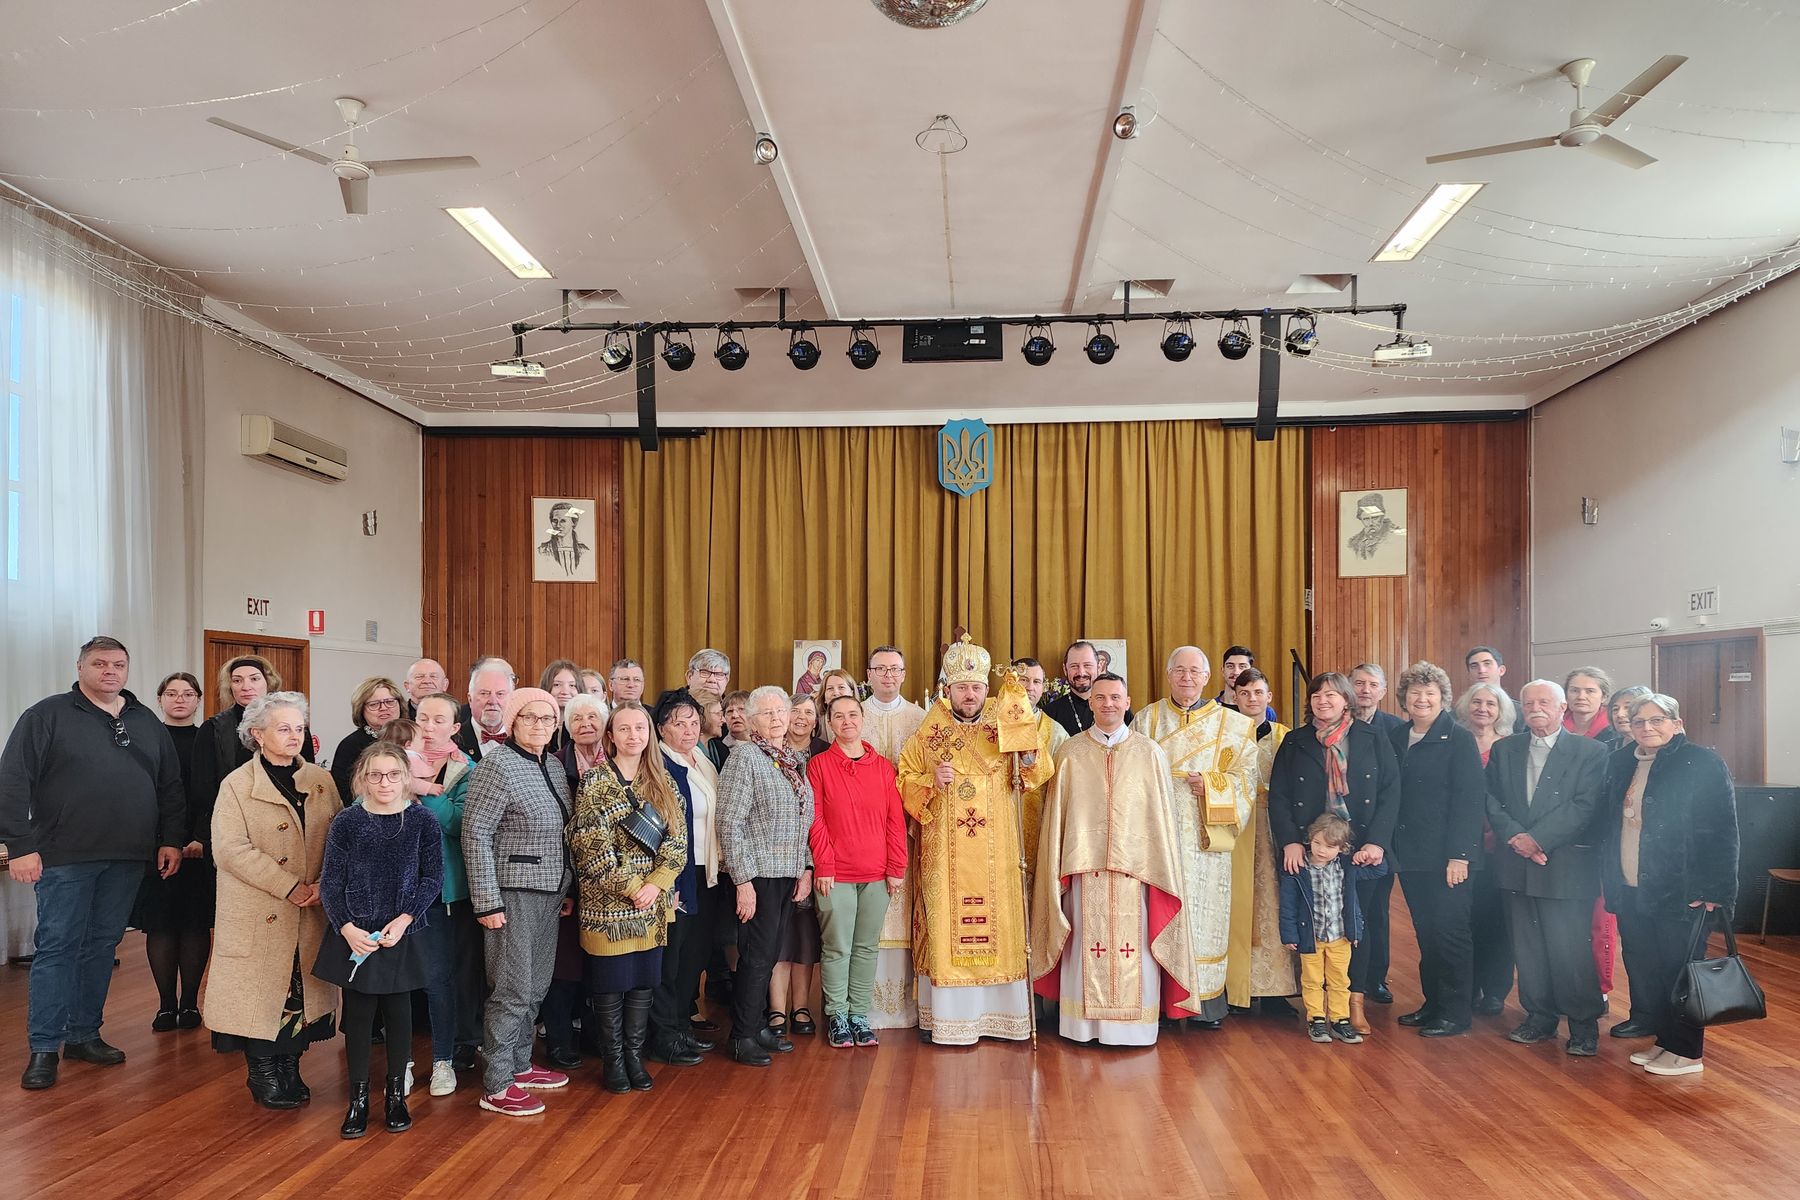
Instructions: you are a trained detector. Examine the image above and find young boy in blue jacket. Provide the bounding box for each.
[1280,813,1388,1044]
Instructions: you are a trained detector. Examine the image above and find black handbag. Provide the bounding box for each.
[1672,910,1766,1027]
[619,797,668,857]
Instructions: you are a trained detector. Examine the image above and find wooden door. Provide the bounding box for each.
[1653,628,1766,785]
[201,630,311,719]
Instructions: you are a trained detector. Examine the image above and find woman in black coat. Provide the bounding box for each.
[1387,662,1486,1037]
[1601,694,1738,1077]
[190,656,316,832]
[1268,672,1400,1035]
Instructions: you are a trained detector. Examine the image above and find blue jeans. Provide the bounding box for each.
[418,898,485,1061]
[29,861,143,1052]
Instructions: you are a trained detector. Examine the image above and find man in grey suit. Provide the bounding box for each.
[1485,679,1610,1056]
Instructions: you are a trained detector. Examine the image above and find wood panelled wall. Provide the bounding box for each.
[421,434,625,688]
[1308,419,1530,710]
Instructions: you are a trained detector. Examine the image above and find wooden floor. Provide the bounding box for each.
[2,914,1798,1200]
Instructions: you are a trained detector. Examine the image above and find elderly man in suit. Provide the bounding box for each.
[1485,679,1610,1056]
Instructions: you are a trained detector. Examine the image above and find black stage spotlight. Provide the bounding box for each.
[787,326,821,370]
[1284,313,1317,358]
[846,325,880,370]
[715,326,749,371]
[1084,321,1119,365]
[1160,318,1196,362]
[659,328,695,372]
[1217,318,1253,361]
[1020,322,1056,366]
[601,329,633,373]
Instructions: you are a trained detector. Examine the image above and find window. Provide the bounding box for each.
[3,292,24,582]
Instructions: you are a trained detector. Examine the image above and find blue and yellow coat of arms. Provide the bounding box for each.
[937,418,993,497]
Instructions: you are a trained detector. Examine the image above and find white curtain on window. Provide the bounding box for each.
[0,195,203,730]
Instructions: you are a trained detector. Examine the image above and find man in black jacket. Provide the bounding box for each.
[1486,680,1610,1056]
[1041,641,1133,734]
[1348,663,1404,1003]
[0,637,186,1090]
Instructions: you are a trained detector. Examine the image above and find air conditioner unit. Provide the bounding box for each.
[240,415,349,482]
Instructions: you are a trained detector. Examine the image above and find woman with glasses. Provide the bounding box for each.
[132,672,211,1033]
[314,743,443,1138]
[329,677,406,805]
[205,693,343,1112]
[1601,694,1739,1078]
[461,687,576,1117]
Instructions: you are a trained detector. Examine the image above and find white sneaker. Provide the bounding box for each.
[1629,1047,1663,1067]
[1643,1053,1703,1076]
[429,1060,457,1097]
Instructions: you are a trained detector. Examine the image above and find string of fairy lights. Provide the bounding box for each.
[3,5,1798,411]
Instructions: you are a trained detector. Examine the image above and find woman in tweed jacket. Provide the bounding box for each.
[570,702,688,1094]
[716,686,815,1067]
[461,687,573,1117]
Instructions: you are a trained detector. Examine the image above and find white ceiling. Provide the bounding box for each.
[5,0,1799,428]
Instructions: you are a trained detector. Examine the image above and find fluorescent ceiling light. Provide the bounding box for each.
[1371,183,1484,262]
[445,207,552,278]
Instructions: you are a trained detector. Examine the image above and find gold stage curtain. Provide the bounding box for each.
[622,422,1306,707]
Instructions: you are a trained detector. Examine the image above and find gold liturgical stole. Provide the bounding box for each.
[1079,869,1146,1020]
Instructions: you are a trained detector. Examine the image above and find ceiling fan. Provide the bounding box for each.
[1426,54,1687,170]
[207,97,480,214]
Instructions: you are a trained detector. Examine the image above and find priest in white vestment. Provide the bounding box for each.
[860,645,927,1029]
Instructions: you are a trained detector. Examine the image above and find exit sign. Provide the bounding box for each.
[1687,587,1720,616]
[246,597,271,617]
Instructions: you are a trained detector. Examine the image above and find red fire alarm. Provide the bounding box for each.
[308,609,326,636]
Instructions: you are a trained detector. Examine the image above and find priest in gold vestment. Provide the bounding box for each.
[1031,675,1199,1044]
[861,645,928,1029]
[896,637,1053,1045]
[1131,646,1259,1025]
[1228,668,1298,1009]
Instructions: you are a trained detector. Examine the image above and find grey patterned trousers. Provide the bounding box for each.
[480,888,563,1095]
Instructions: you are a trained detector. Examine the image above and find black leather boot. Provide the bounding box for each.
[20,1052,58,1090]
[246,1055,300,1110]
[340,1081,370,1138]
[275,1054,310,1104]
[592,994,629,1094]
[622,988,654,1091]
[384,1075,412,1132]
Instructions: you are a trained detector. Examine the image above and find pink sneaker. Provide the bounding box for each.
[478,1084,545,1116]
[512,1066,570,1090]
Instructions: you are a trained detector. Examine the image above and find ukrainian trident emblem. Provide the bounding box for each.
[937,418,994,496]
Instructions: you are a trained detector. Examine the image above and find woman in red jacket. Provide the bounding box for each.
[805,695,907,1049]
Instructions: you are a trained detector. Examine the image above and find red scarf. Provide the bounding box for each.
[1563,709,1611,739]
[1316,715,1353,819]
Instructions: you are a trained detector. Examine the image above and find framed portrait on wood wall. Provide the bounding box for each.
[1339,488,1407,578]
[532,497,597,583]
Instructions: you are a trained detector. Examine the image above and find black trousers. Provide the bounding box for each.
[1506,892,1603,1027]
[1349,873,1391,994]
[539,979,584,1053]
[653,881,729,1045]
[730,877,794,1042]
[1615,889,1706,1059]
[342,990,413,1085]
[1399,869,1475,1024]
[1471,857,1514,1004]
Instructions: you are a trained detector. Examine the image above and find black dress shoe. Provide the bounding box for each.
[63,1038,126,1066]
[1189,1018,1223,1031]
[917,1026,934,1044]
[1419,1019,1471,1038]
[1566,1031,1599,1057]
[152,1010,178,1033]
[756,1027,794,1054]
[645,1037,702,1067]
[1397,1008,1432,1027]
[1506,1018,1559,1044]
[1369,985,1394,1005]
[682,1030,715,1054]
[1609,1018,1656,1039]
[546,1046,583,1071]
[1259,996,1299,1017]
[20,1052,57,1090]
[175,1008,202,1030]
[1474,996,1505,1017]
[452,1044,479,1071]
[730,1036,771,1067]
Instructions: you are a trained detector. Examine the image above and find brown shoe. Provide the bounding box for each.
[1349,994,1372,1036]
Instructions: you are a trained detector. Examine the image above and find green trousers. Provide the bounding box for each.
[815,881,890,1019]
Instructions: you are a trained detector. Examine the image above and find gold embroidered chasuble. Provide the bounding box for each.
[1237,721,1298,1000]
[1028,730,1200,1019]
[1130,698,1259,1002]
[896,698,1053,987]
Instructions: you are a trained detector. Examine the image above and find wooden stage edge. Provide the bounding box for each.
[1,915,1797,1200]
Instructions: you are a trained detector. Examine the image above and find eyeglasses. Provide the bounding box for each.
[110,719,132,749]
[365,770,408,784]
[693,668,729,680]
[516,714,560,728]
[1629,715,1675,729]
[868,665,904,675]
[366,697,401,710]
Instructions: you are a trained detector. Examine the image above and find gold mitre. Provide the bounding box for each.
[940,635,992,686]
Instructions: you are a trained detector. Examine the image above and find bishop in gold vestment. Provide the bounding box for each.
[1030,707,1200,1045]
[896,639,1053,1045]
[1132,647,1259,1022]
[861,683,928,1029]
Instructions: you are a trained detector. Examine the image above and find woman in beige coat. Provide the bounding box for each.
[204,691,343,1111]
